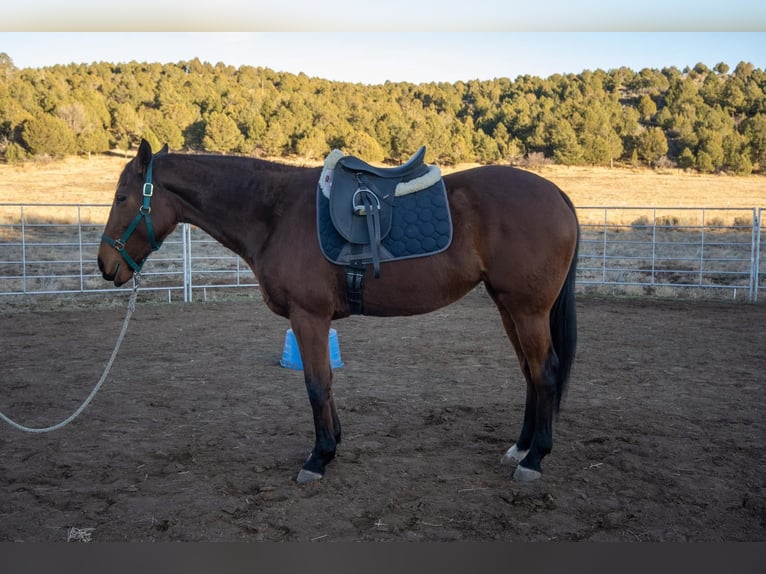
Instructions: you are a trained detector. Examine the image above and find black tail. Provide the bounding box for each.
[550,193,579,414]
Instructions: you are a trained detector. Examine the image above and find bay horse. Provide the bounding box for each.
[97,139,579,484]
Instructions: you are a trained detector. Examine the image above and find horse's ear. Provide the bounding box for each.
[158,143,169,155]
[135,139,153,175]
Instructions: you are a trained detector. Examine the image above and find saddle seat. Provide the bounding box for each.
[335,145,427,179]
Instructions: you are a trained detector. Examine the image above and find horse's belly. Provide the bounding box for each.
[359,256,481,317]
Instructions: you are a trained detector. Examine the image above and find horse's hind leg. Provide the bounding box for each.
[490,291,559,481]
[289,311,340,483]
[489,299,534,464]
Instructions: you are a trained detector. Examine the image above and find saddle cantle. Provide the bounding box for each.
[317,146,453,302]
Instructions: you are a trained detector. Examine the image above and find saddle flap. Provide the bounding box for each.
[329,168,393,245]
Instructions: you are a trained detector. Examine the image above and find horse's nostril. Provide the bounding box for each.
[97,256,106,274]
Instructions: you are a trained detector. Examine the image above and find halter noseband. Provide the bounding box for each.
[101,154,164,272]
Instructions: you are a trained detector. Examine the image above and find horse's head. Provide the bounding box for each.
[97,139,176,287]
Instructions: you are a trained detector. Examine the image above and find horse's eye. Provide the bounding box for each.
[115,194,127,205]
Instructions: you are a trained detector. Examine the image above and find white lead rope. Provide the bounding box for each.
[0,275,140,434]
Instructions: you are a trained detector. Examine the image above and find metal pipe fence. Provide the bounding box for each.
[1,203,765,303]
[576,206,764,302]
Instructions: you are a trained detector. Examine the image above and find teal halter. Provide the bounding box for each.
[101,155,164,272]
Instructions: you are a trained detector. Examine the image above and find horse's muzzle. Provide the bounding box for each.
[97,255,121,284]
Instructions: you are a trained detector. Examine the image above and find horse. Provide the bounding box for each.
[97,139,579,484]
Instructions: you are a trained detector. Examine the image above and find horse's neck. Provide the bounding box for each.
[164,156,283,259]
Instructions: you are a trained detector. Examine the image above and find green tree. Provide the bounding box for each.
[491,122,511,160]
[700,73,722,106]
[636,127,668,165]
[0,52,16,78]
[637,94,657,121]
[2,142,26,164]
[733,61,755,81]
[721,78,746,115]
[422,112,453,164]
[743,78,766,116]
[741,114,766,170]
[236,108,268,154]
[549,119,583,165]
[474,130,501,164]
[110,102,143,152]
[722,131,752,175]
[713,62,730,75]
[697,129,725,171]
[76,128,110,157]
[262,120,289,157]
[56,100,110,157]
[579,103,624,167]
[21,115,76,157]
[0,94,33,145]
[202,112,244,153]
[344,131,385,162]
[677,147,695,170]
[696,150,714,173]
[151,116,185,151]
[295,127,329,160]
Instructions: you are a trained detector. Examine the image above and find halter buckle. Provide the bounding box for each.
[143,183,154,197]
[113,238,125,251]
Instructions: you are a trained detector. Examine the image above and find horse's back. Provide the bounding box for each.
[445,164,571,208]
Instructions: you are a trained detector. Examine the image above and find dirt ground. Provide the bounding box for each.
[1,287,764,542]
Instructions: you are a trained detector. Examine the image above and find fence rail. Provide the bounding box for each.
[1,203,764,303]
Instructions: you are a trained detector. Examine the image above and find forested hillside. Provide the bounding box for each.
[1,53,764,174]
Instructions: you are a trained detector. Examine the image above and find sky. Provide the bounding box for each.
[2,1,765,85]
[3,1,765,32]
[2,32,765,85]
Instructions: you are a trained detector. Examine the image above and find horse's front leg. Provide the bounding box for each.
[290,311,340,483]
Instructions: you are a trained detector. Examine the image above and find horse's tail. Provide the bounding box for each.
[550,192,579,414]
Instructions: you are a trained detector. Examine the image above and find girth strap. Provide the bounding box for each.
[345,264,365,315]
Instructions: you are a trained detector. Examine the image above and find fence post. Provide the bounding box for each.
[77,205,85,292]
[182,223,192,303]
[750,207,764,303]
[20,205,27,293]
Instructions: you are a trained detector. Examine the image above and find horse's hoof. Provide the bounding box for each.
[500,444,528,466]
[513,465,542,482]
[296,469,323,484]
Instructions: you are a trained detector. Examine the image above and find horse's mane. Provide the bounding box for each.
[168,152,313,173]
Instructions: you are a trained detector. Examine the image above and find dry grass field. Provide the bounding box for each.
[0,154,764,220]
